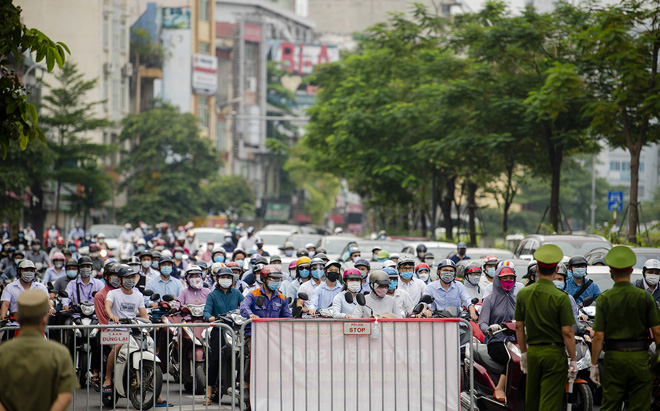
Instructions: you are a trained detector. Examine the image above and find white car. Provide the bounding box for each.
[190,227,231,254]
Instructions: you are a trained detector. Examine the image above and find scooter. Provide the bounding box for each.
[101,316,163,410]
[62,300,99,387]
[168,302,207,394]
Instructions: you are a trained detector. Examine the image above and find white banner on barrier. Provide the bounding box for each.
[250,319,461,411]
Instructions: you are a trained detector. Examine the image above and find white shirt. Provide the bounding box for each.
[236,235,257,253]
[398,278,426,305]
[107,288,145,320]
[478,275,493,293]
[391,288,414,317]
[332,291,357,318]
[463,281,483,301]
[352,292,401,318]
[482,281,525,299]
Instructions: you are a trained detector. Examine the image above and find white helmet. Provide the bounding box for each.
[383,260,396,268]
[334,227,343,234]
[161,249,173,258]
[644,259,660,273]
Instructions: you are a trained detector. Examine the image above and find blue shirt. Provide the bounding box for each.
[449,254,470,264]
[423,280,472,312]
[332,291,357,318]
[565,277,601,304]
[240,285,292,335]
[145,275,184,303]
[43,267,65,284]
[309,281,344,310]
[204,287,244,321]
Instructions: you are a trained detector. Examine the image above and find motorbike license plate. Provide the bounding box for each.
[343,322,371,336]
[100,330,130,345]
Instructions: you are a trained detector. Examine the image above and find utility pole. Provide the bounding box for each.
[590,154,596,228]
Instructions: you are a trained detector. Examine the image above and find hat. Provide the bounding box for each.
[533,244,563,268]
[605,246,636,272]
[270,255,282,263]
[457,242,467,249]
[18,290,50,319]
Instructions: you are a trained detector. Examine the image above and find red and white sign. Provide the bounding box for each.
[100,330,130,345]
[343,322,371,336]
[251,319,461,411]
[192,53,218,96]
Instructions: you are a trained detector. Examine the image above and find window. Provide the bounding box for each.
[198,97,208,129]
[215,120,226,151]
[609,161,620,171]
[640,162,645,172]
[120,19,127,51]
[622,161,630,170]
[199,0,209,22]
[198,42,210,54]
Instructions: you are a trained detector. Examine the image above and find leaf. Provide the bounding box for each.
[45,49,55,72]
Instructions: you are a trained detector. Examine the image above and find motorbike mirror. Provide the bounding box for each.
[142,289,154,297]
[356,293,366,307]
[581,296,594,307]
[471,297,480,305]
[150,293,161,301]
[297,293,309,301]
[344,292,354,304]
[256,295,266,309]
[419,294,434,305]
[58,290,69,299]
[47,282,54,291]
[91,291,97,298]
[162,294,175,302]
[292,306,303,318]
[412,302,425,315]
[287,297,292,304]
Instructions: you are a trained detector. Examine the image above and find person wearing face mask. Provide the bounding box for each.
[0,249,24,285]
[352,270,401,319]
[483,261,524,299]
[397,257,426,304]
[88,244,104,273]
[68,222,85,242]
[210,245,228,266]
[423,252,435,269]
[231,248,247,271]
[199,240,215,263]
[242,257,268,296]
[415,244,427,264]
[297,257,324,315]
[415,263,432,285]
[422,259,478,320]
[255,238,270,257]
[635,259,660,303]
[282,259,305,302]
[183,230,197,255]
[132,238,148,257]
[552,264,580,323]
[377,230,387,241]
[172,246,189,275]
[354,259,371,294]
[66,241,81,261]
[138,251,159,284]
[370,246,382,262]
[478,256,499,292]
[332,268,362,318]
[304,243,316,259]
[282,241,295,258]
[383,267,414,317]
[347,247,361,263]
[43,224,61,248]
[203,266,244,405]
[449,241,470,264]
[176,266,211,309]
[522,261,537,286]
[462,264,484,301]
[145,256,184,308]
[478,266,518,402]
[308,260,344,315]
[94,262,120,325]
[43,252,67,284]
[12,231,28,251]
[374,250,389,263]
[225,262,249,293]
[236,226,257,253]
[565,255,601,305]
[0,260,53,330]
[62,258,103,312]
[240,265,292,397]
[221,235,235,253]
[51,259,79,301]
[26,239,50,268]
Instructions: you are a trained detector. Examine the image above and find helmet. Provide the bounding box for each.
[354,259,370,269]
[390,253,400,260]
[297,257,311,267]
[103,261,118,277]
[325,260,341,271]
[416,244,427,254]
[124,223,132,229]
[159,256,173,265]
[383,260,396,268]
[52,252,65,261]
[232,248,246,259]
[296,248,308,257]
[482,256,498,270]
[316,248,327,254]
[343,267,362,281]
[116,264,135,277]
[197,260,208,270]
[415,263,430,273]
[439,259,456,269]
[349,247,360,255]
[127,256,140,266]
[78,256,93,266]
[211,262,226,275]
[67,240,76,248]
[255,237,264,245]
[216,267,234,280]
[305,242,316,250]
[567,256,588,267]
[497,260,515,271]
[334,227,343,234]
[136,238,147,245]
[310,257,324,268]
[56,236,65,245]
[270,255,282,263]
[523,261,538,279]
[173,246,184,253]
[211,245,226,256]
[65,258,78,268]
[185,265,203,279]
[97,233,106,239]
[140,250,153,259]
[376,250,389,260]
[396,255,415,268]
[161,249,173,258]
[152,250,161,261]
[261,264,283,279]
[288,260,297,270]
[556,263,568,277]
[186,230,195,238]
[283,241,295,249]
[369,270,390,292]
[382,267,398,279]
[32,239,41,245]
[18,260,36,270]
[643,259,660,274]
[89,244,100,251]
[371,246,382,253]
[315,252,329,262]
[465,264,482,276]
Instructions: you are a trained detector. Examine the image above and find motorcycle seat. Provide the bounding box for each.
[474,344,505,375]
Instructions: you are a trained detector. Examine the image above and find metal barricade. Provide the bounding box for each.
[240,318,475,411]
[0,321,238,410]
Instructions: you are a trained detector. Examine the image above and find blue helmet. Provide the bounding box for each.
[439,259,456,269]
[382,266,398,278]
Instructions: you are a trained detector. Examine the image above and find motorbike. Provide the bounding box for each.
[101,317,163,410]
[167,302,207,394]
[61,300,99,387]
[462,321,593,411]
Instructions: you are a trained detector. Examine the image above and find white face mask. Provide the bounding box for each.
[141,260,151,269]
[347,281,361,293]
[418,272,430,282]
[646,274,660,286]
[190,277,203,289]
[218,278,233,289]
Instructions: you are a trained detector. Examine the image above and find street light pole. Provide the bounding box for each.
[590,154,596,228]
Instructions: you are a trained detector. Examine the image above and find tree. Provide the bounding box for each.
[40,62,113,227]
[0,0,69,158]
[201,175,255,220]
[117,104,219,224]
[572,0,660,243]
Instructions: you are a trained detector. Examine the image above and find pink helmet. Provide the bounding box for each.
[343,267,362,281]
[52,252,65,261]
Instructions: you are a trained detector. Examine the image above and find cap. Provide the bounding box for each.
[457,242,467,249]
[18,290,50,319]
[605,246,636,272]
[533,244,563,268]
[644,259,660,270]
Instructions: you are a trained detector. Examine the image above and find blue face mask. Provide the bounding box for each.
[267,281,280,291]
[487,268,496,278]
[284,250,293,257]
[213,255,225,263]
[389,280,398,290]
[151,261,158,269]
[138,245,145,252]
[69,245,76,252]
[553,280,565,290]
[572,268,587,279]
[66,270,77,279]
[235,260,244,268]
[377,259,386,262]
[161,266,173,276]
[400,271,413,280]
[299,269,310,278]
[312,269,324,279]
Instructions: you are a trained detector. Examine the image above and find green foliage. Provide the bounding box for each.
[0,0,69,158]
[117,104,219,224]
[201,175,256,219]
[130,27,167,68]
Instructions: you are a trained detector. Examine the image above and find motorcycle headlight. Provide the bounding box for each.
[576,349,591,370]
[226,333,233,346]
[82,305,95,316]
[582,306,596,317]
[231,313,247,325]
[188,305,205,318]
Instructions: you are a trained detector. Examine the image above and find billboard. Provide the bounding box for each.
[162,8,191,29]
[192,53,218,96]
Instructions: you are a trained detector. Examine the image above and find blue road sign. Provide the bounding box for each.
[608,191,624,211]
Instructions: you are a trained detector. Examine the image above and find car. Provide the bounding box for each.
[583,265,643,291]
[630,247,660,269]
[338,239,405,262]
[89,224,122,253]
[190,227,230,253]
[317,235,359,261]
[259,224,301,234]
[514,234,611,260]
[463,248,514,260]
[401,241,457,260]
[284,233,322,251]
[255,230,295,256]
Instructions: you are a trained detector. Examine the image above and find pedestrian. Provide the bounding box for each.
[590,246,660,411]
[0,290,79,411]
[514,244,577,411]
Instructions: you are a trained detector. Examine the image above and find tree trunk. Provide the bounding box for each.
[440,173,455,240]
[502,164,515,237]
[420,207,427,238]
[467,180,478,247]
[545,126,563,232]
[628,141,643,243]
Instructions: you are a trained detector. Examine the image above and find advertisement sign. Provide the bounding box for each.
[100,330,130,345]
[264,203,291,221]
[251,319,461,411]
[162,8,191,29]
[192,53,218,96]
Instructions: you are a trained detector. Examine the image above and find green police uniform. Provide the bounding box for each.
[0,290,79,411]
[514,244,575,411]
[595,246,660,411]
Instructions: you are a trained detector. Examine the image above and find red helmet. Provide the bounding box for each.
[465,265,482,275]
[56,236,65,245]
[415,263,430,273]
[343,267,362,281]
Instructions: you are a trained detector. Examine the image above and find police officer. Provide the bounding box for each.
[590,246,660,411]
[514,244,577,411]
[0,290,79,410]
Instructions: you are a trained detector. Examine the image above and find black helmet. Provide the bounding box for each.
[568,256,587,267]
[296,248,308,257]
[151,250,161,261]
[523,261,537,279]
[65,258,78,268]
[159,256,173,265]
[140,250,153,259]
[416,244,427,254]
[354,259,370,269]
[103,261,118,277]
[255,256,269,265]
[116,264,135,277]
[556,263,568,277]
[78,256,93,266]
[128,256,140,265]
